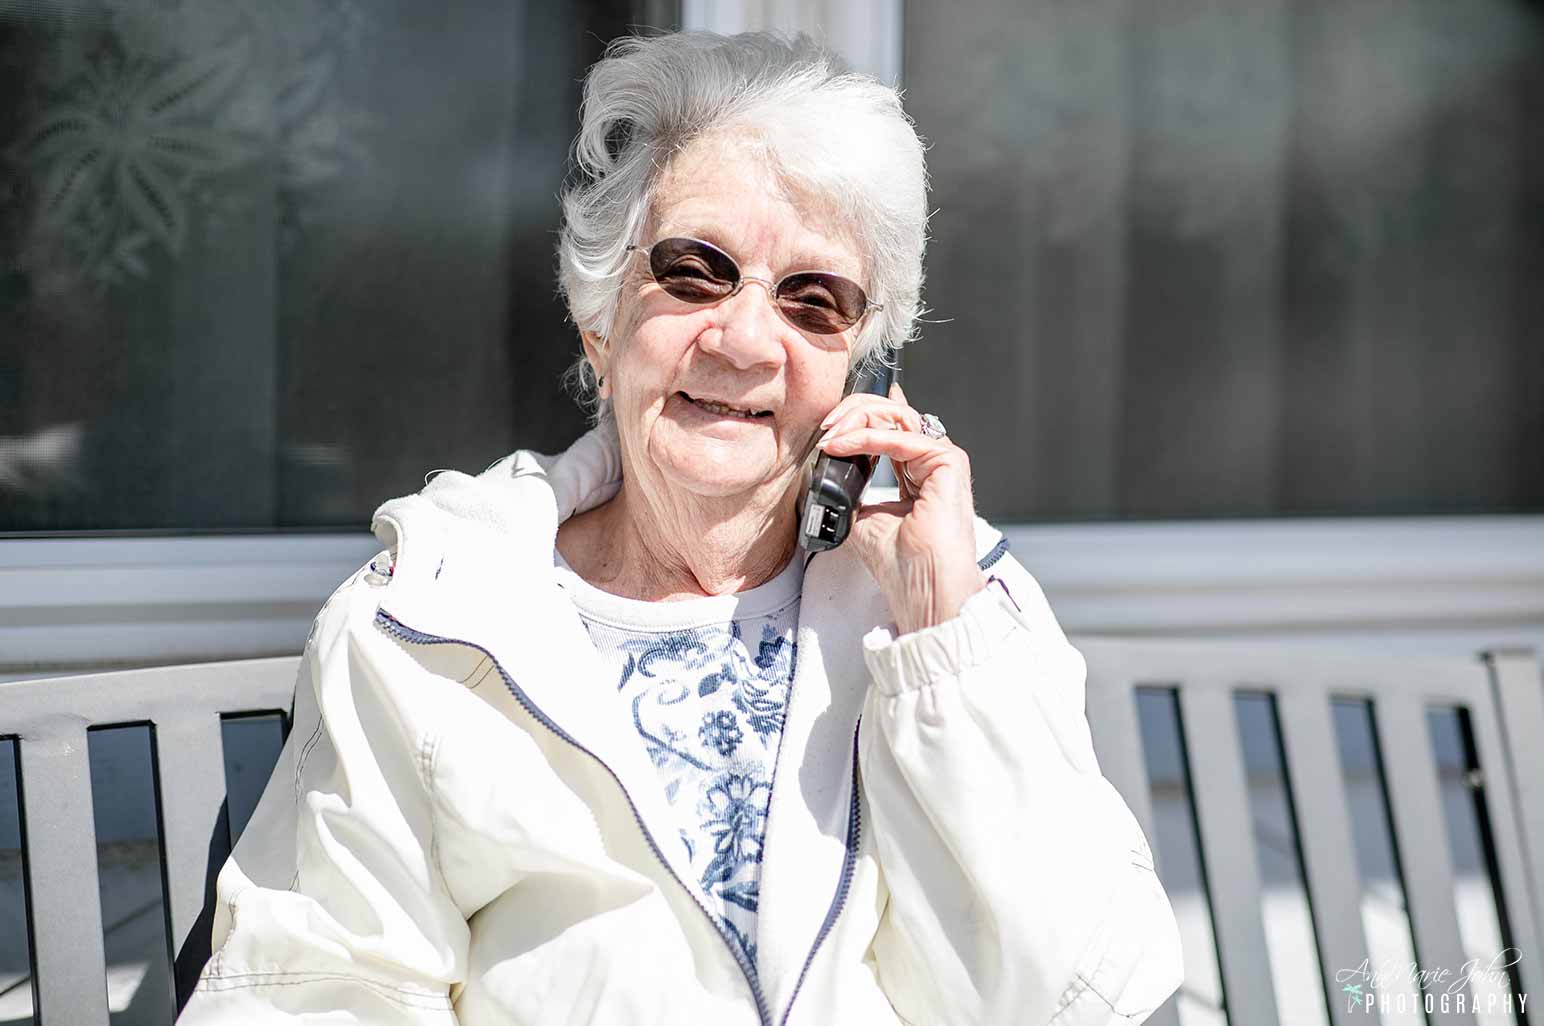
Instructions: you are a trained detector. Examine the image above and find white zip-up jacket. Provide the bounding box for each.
[178,421,1184,1026]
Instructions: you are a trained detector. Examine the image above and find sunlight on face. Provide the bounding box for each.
[608,133,865,506]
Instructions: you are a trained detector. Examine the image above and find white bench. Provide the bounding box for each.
[2,644,1542,1025]
[1082,641,1544,1026]
[0,658,296,1025]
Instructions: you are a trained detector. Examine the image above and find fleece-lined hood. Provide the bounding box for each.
[365,416,964,587]
[367,418,625,585]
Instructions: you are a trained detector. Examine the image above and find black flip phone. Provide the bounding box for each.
[797,363,896,552]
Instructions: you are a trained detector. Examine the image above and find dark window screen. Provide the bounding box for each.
[1,1,671,533]
[902,0,1544,522]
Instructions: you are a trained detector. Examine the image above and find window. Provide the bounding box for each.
[1,0,675,534]
[902,0,1544,522]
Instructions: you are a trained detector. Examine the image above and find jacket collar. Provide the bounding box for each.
[367,421,884,1011]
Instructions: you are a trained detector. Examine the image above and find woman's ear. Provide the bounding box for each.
[579,330,610,398]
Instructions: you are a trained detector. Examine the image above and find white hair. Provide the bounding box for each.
[555,29,930,425]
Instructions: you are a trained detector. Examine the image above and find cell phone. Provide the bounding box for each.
[797,363,896,552]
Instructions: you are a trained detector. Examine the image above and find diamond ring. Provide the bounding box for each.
[919,413,947,440]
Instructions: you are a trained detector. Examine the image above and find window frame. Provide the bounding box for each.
[6,512,1543,678]
[6,2,1540,677]
[0,534,380,678]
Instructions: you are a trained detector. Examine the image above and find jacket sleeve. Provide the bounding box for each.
[859,545,1184,1026]
[176,565,468,1024]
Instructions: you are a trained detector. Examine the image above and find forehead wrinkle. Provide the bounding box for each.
[648,143,866,282]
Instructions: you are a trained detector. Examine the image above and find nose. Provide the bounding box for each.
[698,277,787,370]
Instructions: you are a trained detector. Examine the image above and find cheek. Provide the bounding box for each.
[614,327,680,403]
[788,352,851,417]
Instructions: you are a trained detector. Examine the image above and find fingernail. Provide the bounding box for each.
[820,410,838,428]
[817,427,837,448]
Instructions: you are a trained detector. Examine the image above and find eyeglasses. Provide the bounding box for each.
[624,236,881,336]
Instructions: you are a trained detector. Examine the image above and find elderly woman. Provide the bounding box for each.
[179,30,1182,1026]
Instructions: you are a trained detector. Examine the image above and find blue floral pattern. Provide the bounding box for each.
[699,710,743,756]
[568,599,799,968]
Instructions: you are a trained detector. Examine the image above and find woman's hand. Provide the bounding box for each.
[815,381,988,636]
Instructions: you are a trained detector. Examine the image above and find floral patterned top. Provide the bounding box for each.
[552,545,804,969]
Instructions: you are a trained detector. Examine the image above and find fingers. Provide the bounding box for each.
[816,394,921,455]
[818,426,968,497]
[815,380,957,500]
[886,380,922,499]
[820,388,920,429]
[820,425,943,461]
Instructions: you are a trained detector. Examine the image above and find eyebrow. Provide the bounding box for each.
[656,222,855,275]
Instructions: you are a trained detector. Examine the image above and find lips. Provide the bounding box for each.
[678,392,773,419]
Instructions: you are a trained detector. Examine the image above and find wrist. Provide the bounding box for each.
[893,565,990,636]
[863,580,1023,693]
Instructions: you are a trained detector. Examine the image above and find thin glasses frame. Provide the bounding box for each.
[624,236,883,335]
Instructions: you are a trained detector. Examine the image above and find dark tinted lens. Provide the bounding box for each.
[776,272,868,334]
[648,238,738,303]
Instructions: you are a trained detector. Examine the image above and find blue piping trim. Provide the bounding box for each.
[807,534,1008,572]
[977,536,1009,570]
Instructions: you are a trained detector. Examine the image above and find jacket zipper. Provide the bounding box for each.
[768,533,1018,1024]
[375,608,776,1026]
[772,535,1001,1023]
[777,719,864,1026]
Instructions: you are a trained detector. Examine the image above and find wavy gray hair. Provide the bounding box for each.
[556,30,930,426]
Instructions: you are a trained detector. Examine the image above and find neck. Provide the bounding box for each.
[558,473,802,602]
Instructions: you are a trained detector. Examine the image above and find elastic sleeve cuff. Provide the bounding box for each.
[861,580,1027,695]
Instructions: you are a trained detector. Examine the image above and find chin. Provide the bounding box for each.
[645,418,791,496]
[662,445,780,496]
[667,461,774,498]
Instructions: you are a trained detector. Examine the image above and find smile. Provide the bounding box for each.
[678,392,773,419]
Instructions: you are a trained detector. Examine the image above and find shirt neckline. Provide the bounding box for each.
[553,543,804,631]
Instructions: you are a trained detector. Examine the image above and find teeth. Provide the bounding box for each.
[690,396,763,418]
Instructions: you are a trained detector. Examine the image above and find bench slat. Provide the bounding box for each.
[1082,658,1160,842]
[19,724,111,1026]
[1275,687,1373,1026]
[1464,684,1544,1003]
[1488,650,1544,946]
[1079,649,1186,1026]
[154,713,232,966]
[1374,693,1469,1026]
[1180,682,1280,1026]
